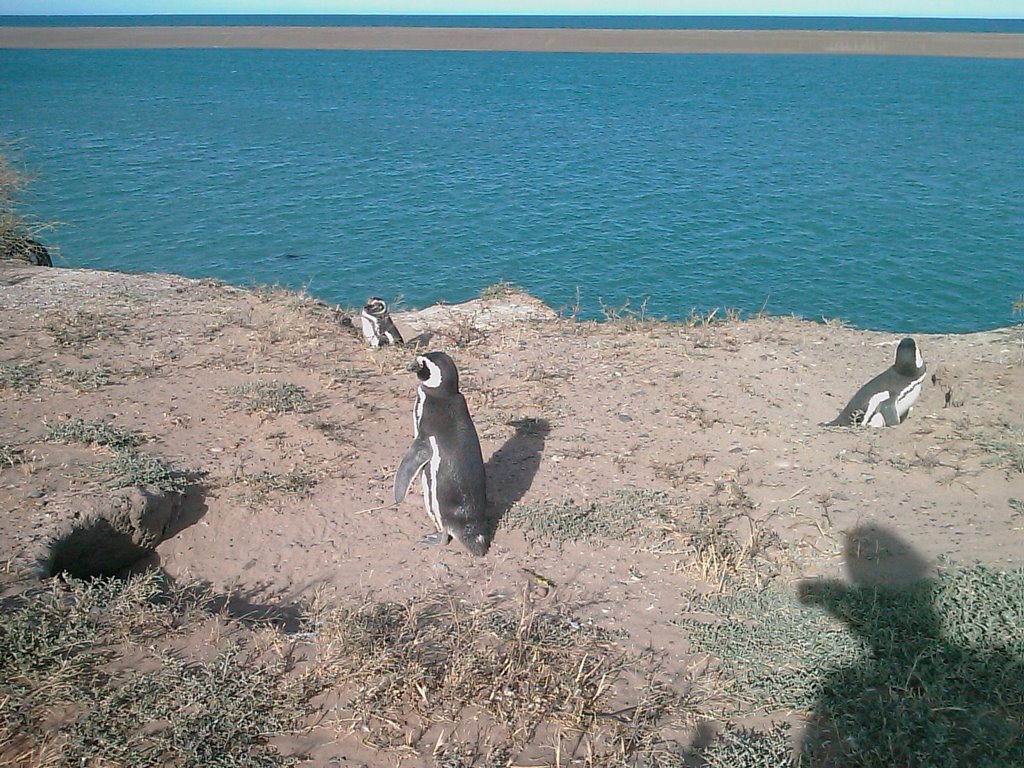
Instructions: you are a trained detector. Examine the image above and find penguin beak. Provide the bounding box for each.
[407,359,422,373]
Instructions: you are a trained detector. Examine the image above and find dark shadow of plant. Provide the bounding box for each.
[798,525,1024,767]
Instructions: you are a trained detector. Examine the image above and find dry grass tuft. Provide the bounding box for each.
[308,590,697,763]
[1,444,27,468]
[230,380,313,415]
[973,422,1024,476]
[237,467,319,504]
[44,309,125,349]
[598,295,660,330]
[0,572,312,768]
[479,280,526,300]
[503,489,676,548]
[669,471,787,589]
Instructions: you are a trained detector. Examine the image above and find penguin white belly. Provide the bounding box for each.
[422,436,444,532]
[360,313,380,347]
[894,374,925,420]
[862,392,891,427]
[413,389,425,437]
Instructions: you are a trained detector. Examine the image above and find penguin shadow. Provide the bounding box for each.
[403,330,434,348]
[795,525,1024,766]
[483,417,551,539]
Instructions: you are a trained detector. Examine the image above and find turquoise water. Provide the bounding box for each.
[1,24,1023,332]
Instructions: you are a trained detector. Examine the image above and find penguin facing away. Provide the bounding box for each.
[360,297,404,348]
[827,337,927,427]
[394,351,491,556]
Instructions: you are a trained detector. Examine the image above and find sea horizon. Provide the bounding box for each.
[2,17,1022,333]
[3,14,1024,31]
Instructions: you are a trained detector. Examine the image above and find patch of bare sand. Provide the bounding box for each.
[2,264,1022,762]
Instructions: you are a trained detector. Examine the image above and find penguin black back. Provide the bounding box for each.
[826,337,926,427]
[396,352,490,556]
[360,296,404,348]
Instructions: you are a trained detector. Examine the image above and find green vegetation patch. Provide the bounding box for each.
[45,417,143,452]
[674,584,867,712]
[0,361,40,392]
[0,572,312,768]
[0,364,112,393]
[675,564,1024,767]
[700,722,796,768]
[231,380,311,415]
[240,468,318,502]
[45,309,125,348]
[43,418,187,493]
[1,444,26,468]
[503,489,675,546]
[973,422,1024,475]
[51,364,113,391]
[102,451,190,494]
[325,365,373,386]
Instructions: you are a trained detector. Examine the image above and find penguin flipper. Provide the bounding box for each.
[878,397,901,427]
[395,438,432,503]
[382,318,404,345]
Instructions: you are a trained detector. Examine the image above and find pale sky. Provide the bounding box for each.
[3,1,1024,18]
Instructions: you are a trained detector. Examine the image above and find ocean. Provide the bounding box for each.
[1,16,1022,332]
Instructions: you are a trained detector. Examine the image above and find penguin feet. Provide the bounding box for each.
[421,531,452,547]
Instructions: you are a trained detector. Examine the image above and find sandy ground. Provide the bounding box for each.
[1,26,1023,58]
[1,263,1023,762]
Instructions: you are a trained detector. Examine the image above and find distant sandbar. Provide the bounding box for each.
[1,26,1023,58]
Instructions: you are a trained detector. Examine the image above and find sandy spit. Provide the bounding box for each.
[0,26,1023,57]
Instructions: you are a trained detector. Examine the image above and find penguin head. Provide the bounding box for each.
[363,297,388,318]
[894,337,924,377]
[412,351,459,396]
[455,523,492,557]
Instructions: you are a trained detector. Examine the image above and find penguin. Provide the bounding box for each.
[359,297,404,348]
[394,351,491,556]
[826,337,927,427]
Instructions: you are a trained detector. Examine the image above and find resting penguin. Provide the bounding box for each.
[826,337,927,427]
[394,351,490,556]
[360,297,404,348]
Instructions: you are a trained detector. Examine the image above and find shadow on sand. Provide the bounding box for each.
[47,478,209,580]
[797,525,1023,766]
[483,417,550,541]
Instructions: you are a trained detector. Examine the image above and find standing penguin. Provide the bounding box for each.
[360,297,404,348]
[826,337,927,427]
[394,351,491,556]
